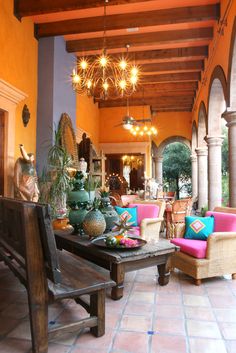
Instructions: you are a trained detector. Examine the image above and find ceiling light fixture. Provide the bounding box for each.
[71,0,140,100]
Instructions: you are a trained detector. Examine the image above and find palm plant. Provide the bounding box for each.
[39,126,72,218]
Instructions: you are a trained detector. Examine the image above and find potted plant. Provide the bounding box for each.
[39,126,72,222]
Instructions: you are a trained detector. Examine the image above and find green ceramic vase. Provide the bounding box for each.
[100,197,119,233]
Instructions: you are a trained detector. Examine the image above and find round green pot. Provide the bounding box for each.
[100,197,119,233]
[68,208,88,235]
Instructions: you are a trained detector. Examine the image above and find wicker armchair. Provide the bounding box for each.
[170,209,236,285]
[128,201,166,242]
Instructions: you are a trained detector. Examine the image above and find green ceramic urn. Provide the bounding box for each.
[100,197,119,233]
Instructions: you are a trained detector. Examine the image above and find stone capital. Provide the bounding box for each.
[205,136,224,147]
[222,110,236,128]
[195,147,208,157]
[190,154,197,162]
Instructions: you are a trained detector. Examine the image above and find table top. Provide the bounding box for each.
[55,230,178,264]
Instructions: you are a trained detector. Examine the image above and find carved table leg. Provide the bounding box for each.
[110,263,125,300]
[157,262,170,286]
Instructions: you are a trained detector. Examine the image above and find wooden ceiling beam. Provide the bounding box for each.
[142,60,204,73]
[99,97,194,108]
[138,82,198,91]
[14,0,154,19]
[80,46,208,64]
[119,90,196,99]
[66,27,213,53]
[36,4,219,38]
[142,72,201,83]
[151,107,192,112]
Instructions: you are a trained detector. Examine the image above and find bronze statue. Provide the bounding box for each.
[14,144,40,202]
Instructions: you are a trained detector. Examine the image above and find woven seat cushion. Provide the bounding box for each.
[129,203,159,225]
[171,238,207,259]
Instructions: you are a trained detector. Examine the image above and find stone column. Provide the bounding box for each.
[222,111,236,207]
[155,157,163,187]
[196,147,208,211]
[205,136,224,210]
[190,153,198,200]
[152,157,156,178]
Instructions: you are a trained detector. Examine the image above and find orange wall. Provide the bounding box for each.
[0,0,38,158]
[192,0,236,123]
[76,95,100,148]
[99,105,151,143]
[100,106,192,145]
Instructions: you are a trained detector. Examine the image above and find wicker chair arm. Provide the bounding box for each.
[140,218,163,241]
[141,217,163,226]
[206,232,236,259]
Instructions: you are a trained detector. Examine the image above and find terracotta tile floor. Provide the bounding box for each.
[0,261,236,353]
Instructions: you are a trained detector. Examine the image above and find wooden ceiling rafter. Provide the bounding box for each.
[15,0,220,112]
[66,27,213,53]
[14,0,155,19]
[35,4,220,38]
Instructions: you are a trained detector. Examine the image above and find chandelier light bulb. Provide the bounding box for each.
[86,80,92,89]
[131,66,138,76]
[119,60,127,70]
[135,126,140,131]
[72,73,81,84]
[130,75,138,85]
[99,56,108,67]
[143,126,148,131]
[103,82,109,91]
[80,60,88,70]
[119,80,127,90]
[140,131,144,136]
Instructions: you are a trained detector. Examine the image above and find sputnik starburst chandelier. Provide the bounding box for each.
[71,0,140,100]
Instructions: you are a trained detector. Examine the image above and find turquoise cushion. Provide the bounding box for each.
[184,216,214,240]
[114,206,138,226]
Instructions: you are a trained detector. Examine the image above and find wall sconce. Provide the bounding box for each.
[22,104,30,127]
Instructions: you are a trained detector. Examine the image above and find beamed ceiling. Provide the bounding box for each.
[15,0,220,112]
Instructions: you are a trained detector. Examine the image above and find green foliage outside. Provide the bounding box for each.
[222,125,229,206]
[163,142,192,199]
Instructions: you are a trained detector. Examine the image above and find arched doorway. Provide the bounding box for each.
[196,102,208,210]
[207,66,227,210]
[157,136,191,199]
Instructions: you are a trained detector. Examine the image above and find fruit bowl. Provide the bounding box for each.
[91,235,147,250]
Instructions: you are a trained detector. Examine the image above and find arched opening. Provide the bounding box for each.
[228,17,236,109]
[207,66,227,210]
[157,136,191,199]
[198,102,207,148]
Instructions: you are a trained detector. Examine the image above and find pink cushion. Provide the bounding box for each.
[206,211,236,232]
[171,238,207,259]
[129,203,159,225]
[128,226,140,237]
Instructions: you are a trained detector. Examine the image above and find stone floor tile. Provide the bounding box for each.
[129,291,155,304]
[112,331,149,353]
[156,293,182,305]
[154,317,186,336]
[7,320,32,340]
[206,286,232,296]
[183,294,211,307]
[187,320,221,338]
[214,308,236,323]
[184,307,215,321]
[48,343,71,353]
[0,337,31,353]
[155,304,184,319]
[219,322,236,339]
[151,334,187,353]
[120,314,152,332]
[105,311,123,329]
[1,302,29,319]
[208,294,236,308]
[180,283,206,295]
[74,327,115,350]
[0,317,21,336]
[189,338,227,353]
[226,340,236,353]
[124,302,154,315]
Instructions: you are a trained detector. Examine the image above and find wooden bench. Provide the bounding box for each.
[0,197,115,353]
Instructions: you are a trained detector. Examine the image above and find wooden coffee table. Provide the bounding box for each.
[55,231,178,300]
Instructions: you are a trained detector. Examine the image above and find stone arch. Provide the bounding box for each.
[207,65,227,135]
[207,66,227,210]
[157,136,191,157]
[197,101,207,147]
[227,16,236,109]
